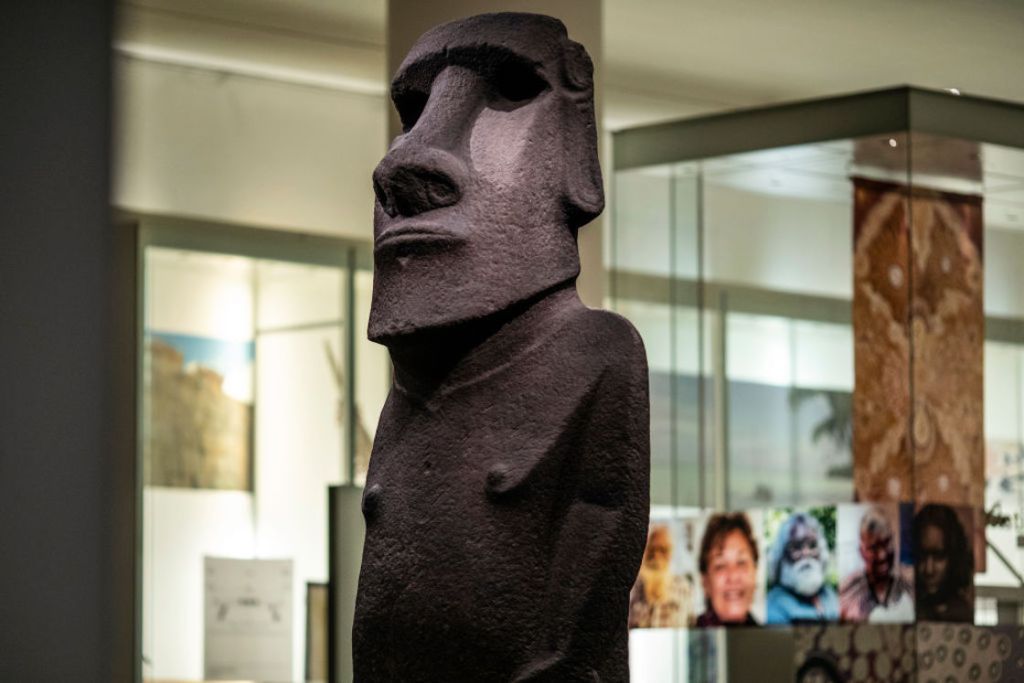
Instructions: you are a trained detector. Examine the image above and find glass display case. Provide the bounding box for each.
[133,215,389,683]
[610,87,1024,681]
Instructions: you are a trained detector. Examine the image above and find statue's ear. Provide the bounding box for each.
[561,40,604,231]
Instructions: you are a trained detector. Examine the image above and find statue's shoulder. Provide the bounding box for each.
[561,306,646,360]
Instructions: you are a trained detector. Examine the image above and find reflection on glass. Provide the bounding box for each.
[979,140,1024,599]
[612,141,862,513]
[354,268,390,485]
[141,243,381,682]
[142,248,261,681]
[726,313,853,508]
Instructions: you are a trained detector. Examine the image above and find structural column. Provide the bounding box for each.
[1,1,131,681]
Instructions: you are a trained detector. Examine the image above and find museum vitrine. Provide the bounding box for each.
[610,87,1024,681]
[134,216,388,682]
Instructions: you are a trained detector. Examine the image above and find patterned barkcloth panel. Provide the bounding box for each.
[852,177,984,512]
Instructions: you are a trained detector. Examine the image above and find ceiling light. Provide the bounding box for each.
[888,138,898,148]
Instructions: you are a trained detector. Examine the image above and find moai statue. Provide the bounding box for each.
[353,13,650,682]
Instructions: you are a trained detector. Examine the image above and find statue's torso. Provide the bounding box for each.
[354,306,649,682]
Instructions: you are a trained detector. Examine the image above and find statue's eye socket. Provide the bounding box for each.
[493,62,547,103]
[394,90,428,132]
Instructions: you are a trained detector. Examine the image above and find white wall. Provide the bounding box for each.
[114,55,385,240]
[142,489,256,680]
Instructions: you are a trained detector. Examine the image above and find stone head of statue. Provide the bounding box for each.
[368,12,603,344]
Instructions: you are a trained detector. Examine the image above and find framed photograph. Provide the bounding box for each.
[144,331,254,491]
[764,506,839,625]
[837,503,914,623]
[913,503,975,622]
[692,510,766,627]
[628,516,697,629]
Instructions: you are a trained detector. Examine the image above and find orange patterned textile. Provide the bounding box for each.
[853,178,913,503]
[852,177,984,511]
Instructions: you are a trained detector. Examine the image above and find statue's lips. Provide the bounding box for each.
[375,225,464,252]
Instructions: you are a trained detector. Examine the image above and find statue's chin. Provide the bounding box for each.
[367,290,521,347]
[367,257,580,348]
[366,315,450,347]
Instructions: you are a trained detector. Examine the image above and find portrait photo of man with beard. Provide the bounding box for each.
[628,519,695,629]
[765,508,840,625]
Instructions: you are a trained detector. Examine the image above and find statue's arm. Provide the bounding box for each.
[514,317,650,682]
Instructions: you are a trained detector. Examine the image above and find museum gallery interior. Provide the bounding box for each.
[4,1,1024,682]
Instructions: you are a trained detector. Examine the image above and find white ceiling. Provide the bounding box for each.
[115,0,1024,230]
[603,0,1024,125]
[118,0,1024,130]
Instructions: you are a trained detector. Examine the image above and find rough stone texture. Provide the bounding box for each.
[353,13,650,682]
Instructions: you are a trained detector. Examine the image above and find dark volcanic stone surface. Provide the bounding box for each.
[354,13,650,682]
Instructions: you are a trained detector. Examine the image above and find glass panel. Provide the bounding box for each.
[700,139,865,509]
[257,260,343,330]
[792,320,854,505]
[612,167,676,510]
[725,312,793,508]
[140,238,377,682]
[613,162,708,679]
[254,260,345,682]
[142,248,258,681]
[979,141,1024,606]
[612,166,672,279]
[982,341,1024,590]
[673,168,708,510]
[702,141,853,299]
[353,267,390,484]
[612,164,709,511]
[612,93,1024,682]
[613,297,675,508]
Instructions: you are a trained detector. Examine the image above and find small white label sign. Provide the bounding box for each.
[204,556,293,682]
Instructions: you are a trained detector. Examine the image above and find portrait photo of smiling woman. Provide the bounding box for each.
[695,511,765,627]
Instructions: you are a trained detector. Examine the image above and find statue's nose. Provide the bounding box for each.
[373,66,480,218]
[372,149,463,218]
